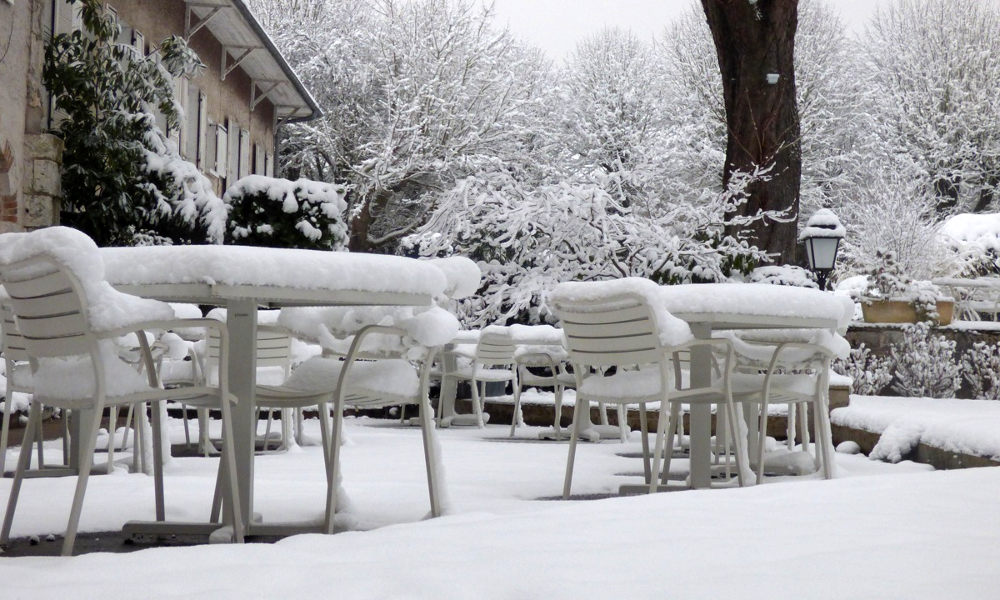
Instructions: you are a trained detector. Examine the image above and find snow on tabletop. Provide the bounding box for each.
[0,227,175,332]
[550,278,693,347]
[427,256,481,299]
[99,245,447,298]
[659,283,854,330]
[831,395,1000,461]
[798,207,846,240]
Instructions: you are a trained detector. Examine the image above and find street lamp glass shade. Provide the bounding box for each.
[804,236,840,272]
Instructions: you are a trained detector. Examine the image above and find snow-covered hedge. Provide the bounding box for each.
[223,176,349,251]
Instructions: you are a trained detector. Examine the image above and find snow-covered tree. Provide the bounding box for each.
[251,0,548,252]
[889,322,961,398]
[860,0,1000,213]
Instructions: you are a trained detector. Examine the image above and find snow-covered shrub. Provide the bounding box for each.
[223,176,349,250]
[833,343,892,396]
[747,265,818,289]
[888,322,961,398]
[45,0,218,246]
[961,341,1000,400]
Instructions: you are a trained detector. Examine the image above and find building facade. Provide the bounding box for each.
[0,0,319,233]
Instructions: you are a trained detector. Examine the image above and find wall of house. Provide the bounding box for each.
[0,0,62,232]
[108,0,277,195]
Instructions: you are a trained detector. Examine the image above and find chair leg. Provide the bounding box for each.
[182,404,193,449]
[62,412,70,467]
[217,398,244,543]
[660,403,681,487]
[598,400,609,427]
[324,400,346,534]
[1,401,41,544]
[0,391,11,476]
[210,457,224,523]
[107,406,119,474]
[317,401,333,485]
[648,401,669,493]
[121,404,134,452]
[562,395,586,499]
[262,408,274,451]
[786,403,797,450]
[756,398,770,485]
[508,379,523,438]
[552,385,564,435]
[799,403,811,456]
[418,395,443,517]
[470,378,484,428]
[295,408,305,446]
[61,406,104,556]
[638,403,650,483]
[725,399,746,488]
[617,404,628,442]
[198,408,211,457]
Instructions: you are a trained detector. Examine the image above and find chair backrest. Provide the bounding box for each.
[0,255,92,359]
[204,325,293,379]
[1,303,30,363]
[475,326,516,367]
[551,291,663,369]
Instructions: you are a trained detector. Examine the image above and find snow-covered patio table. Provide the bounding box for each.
[100,245,447,538]
[658,283,853,488]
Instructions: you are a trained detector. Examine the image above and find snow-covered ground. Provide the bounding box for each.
[3,412,998,599]
[832,395,1000,462]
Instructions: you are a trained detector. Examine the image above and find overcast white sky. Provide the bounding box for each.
[489,0,893,60]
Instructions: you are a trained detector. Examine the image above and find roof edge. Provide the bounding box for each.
[229,0,323,123]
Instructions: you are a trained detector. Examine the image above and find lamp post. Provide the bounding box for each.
[799,208,844,291]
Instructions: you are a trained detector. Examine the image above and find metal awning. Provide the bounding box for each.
[183,0,322,123]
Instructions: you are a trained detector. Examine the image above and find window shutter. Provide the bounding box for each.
[238,129,250,180]
[265,152,274,177]
[216,120,229,180]
[197,92,208,171]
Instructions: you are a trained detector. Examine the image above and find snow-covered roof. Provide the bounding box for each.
[188,0,321,122]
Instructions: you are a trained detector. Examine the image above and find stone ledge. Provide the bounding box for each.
[831,423,1000,470]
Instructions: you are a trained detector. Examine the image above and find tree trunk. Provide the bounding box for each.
[701,0,801,265]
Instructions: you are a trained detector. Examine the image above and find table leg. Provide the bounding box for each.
[689,323,712,489]
[227,299,257,530]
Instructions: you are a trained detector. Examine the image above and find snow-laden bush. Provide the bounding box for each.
[223,176,349,250]
[405,167,775,326]
[961,341,1000,401]
[889,322,961,398]
[833,343,891,396]
[747,265,818,289]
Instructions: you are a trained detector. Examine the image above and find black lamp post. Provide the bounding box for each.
[800,209,844,291]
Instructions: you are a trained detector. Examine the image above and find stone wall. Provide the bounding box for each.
[0,0,62,233]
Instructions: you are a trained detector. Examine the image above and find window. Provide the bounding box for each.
[253,143,266,175]
[265,152,274,177]
[183,83,200,160]
[131,29,145,56]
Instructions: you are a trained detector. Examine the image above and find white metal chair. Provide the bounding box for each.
[0,228,244,555]
[279,324,445,532]
[440,325,519,428]
[725,331,841,483]
[509,345,576,438]
[550,278,747,498]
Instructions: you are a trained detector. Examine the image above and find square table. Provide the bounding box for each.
[101,245,447,537]
[658,283,851,488]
